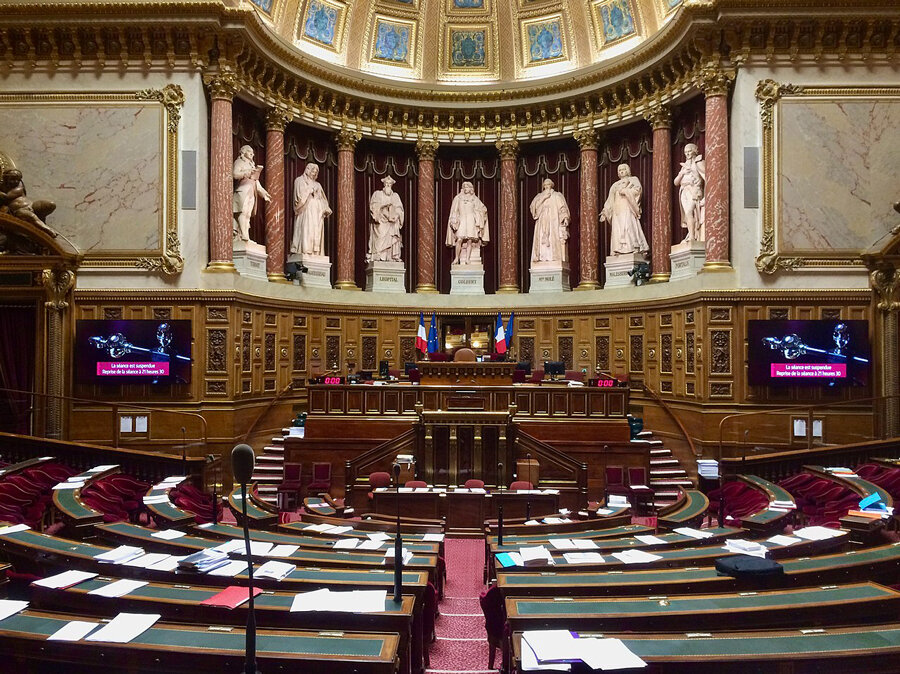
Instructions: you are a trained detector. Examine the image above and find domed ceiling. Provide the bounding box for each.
[245,0,682,87]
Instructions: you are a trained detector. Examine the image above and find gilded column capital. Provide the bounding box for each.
[415,140,439,160]
[696,61,735,98]
[335,128,361,151]
[495,139,520,159]
[574,129,599,151]
[266,106,293,132]
[643,102,672,130]
[41,267,76,311]
[869,262,900,312]
[203,71,240,101]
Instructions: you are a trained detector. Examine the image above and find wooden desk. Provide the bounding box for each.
[373,489,443,521]
[489,491,559,520]
[418,362,516,385]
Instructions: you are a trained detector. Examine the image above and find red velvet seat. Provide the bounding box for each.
[277,462,303,511]
[509,481,533,491]
[307,462,332,493]
[368,471,391,501]
[404,480,427,488]
[479,583,506,670]
[464,479,485,489]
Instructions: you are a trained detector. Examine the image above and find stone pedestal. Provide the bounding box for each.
[365,260,406,293]
[289,253,332,289]
[233,240,268,281]
[529,262,570,293]
[450,264,485,295]
[669,240,707,280]
[604,252,648,288]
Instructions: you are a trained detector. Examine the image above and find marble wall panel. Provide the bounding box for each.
[0,102,163,254]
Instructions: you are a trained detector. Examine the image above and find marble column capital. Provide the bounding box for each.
[266,106,293,132]
[643,102,672,130]
[336,128,361,151]
[415,140,439,160]
[203,71,240,101]
[495,139,520,159]
[696,62,734,98]
[574,129,600,151]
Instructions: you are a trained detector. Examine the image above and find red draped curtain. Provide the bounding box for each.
[353,140,419,290]
[0,304,36,434]
[671,95,707,246]
[231,99,267,245]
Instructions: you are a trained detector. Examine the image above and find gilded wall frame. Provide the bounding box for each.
[756,81,900,274]
[0,86,183,275]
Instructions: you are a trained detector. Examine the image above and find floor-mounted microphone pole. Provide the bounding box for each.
[232,444,260,674]
[497,461,504,547]
[392,462,403,603]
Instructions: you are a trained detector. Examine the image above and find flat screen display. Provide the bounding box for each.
[75,320,192,384]
[747,319,869,387]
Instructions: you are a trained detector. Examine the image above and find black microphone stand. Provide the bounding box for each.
[241,480,259,674]
[392,463,403,603]
[497,462,504,547]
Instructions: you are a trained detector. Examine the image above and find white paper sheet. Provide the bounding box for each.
[256,560,295,581]
[122,553,175,569]
[634,535,666,545]
[212,539,245,554]
[521,638,570,671]
[522,630,577,663]
[673,527,713,539]
[549,539,576,551]
[93,546,145,564]
[794,526,846,541]
[32,570,98,589]
[333,539,359,550]
[349,589,388,613]
[145,555,186,572]
[611,549,663,564]
[52,482,84,490]
[88,465,118,473]
[85,613,160,643]
[367,532,390,541]
[47,620,101,642]
[358,540,384,550]
[563,552,605,565]
[206,560,248,577]
[422,533,445,542]
[570,539,598,550]
[578,637,647,670]
[767,534,802,546]
[0,524,30,536]
[322,526,352,535]
[142,495,170,504]
[290,588,331,612]
[269,544,300,557]
[150,529,186,540]
[87,579,148,598]
[0,600,28,622]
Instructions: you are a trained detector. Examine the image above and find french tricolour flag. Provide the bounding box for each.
[494,312,507,354]
[416,313,428,354]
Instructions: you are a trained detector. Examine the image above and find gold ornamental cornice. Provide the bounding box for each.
[495,140,519,160]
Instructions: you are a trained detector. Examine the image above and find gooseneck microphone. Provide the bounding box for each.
[392,463,403,603]
[497,462,504,547]
[232,443,260,674]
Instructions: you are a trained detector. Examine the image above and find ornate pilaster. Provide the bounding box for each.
[496,139,520,293]
[203,71,239,272]
[644,102,673,283]
[869,260,900,436]
[265,107,292,282]
[696,62,735,271]
[334,129,361,290]
[573,129,600,290]
[415,140,439,293]
[41,266,75,440]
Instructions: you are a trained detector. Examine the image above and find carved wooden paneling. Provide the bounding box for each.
[558,319,573,330]
[558,336,573,369]
[520,336,534,365]
[629,315,643,328]
[769,308,790,320]
[103,307,122,320]
[686,381,695,395]
[686,331,695,374]
[264,378,275,392]
[660,313,672,327]
[596,335,610,371]
[264,313,276,325]
[242,330,251,373]
[661,333,672,373]
[242,310,252,324]
[362,319,378,330]
[710,329,731,375]
[822,308,842,319]
[326,317,341,329]
[326,335,340,367]
[399,319,415,331]
[661,380,673,393]
[519,320,535,331]
[595,317,610,329]
[400,336,415,365]
[153,307,172,320]
[241,380,251,393]
[709,307,731,322]
[294,315,306,327]
[264,333,275,371]
[629,334,643,373]
[206,380,226,395]
[685,310,695,325]
[206,329,227,372]
[293,334,306,371]
[362,335,378,370]
[710,382,733,398]
[205,307,227,322]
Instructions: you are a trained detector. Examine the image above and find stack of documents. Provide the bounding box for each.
[142,493,171,506]
[723,539,768,558]
[87,579,148,598]
[207,560,249,577]
[422,533,445,542]
[522,630,646,671]
[152,476,186,491]
[84,613,160,643]
[93,546,145,565]
[87,465,119,473]
[767,534,801,547]
[549,539,577,551]
[634,535,667,545]
[496,552,524,567]
[333,538,359,550]
[673,527,714,539]
[256,560,295,581]
[199,585,261,609]
[520,546,554,567]
[0,600,29,622]
[32,570,98,590]
[826,467,855,476]
[562,552,605,565]
[610,549,663,564]
[303,523,352,535]
[607,495,629,506]
[178,549,230,573]
[697,459,719,479]
[384,548,413,566]
[290,588,387,613]
[793,526,846,541]
[150,529,186,540]
[542,517,571,525]
[570,539,599,550]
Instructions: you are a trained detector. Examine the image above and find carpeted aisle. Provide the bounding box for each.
[427,538,495,673]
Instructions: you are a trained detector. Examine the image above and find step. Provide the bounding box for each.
[253,465,283,474]
[256,484,278,494]
[262,445,285,454]
[257,455,284,464]
[651,468,688,476]
[650,458,679,467]
[271,436,284,444]
[252,476,281,486]
[650,448,671,456]
[651,478,695,487]
[636,430,654,438]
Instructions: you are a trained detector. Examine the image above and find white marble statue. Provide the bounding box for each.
[601,163,649,256]
[367,175,404,263]
[291,162,332,256]
[232,145,271,243]
[530,178,570,264]
[446,181,489,265]
[674,143,706,243]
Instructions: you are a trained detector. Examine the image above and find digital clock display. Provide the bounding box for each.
[316,376,344,385]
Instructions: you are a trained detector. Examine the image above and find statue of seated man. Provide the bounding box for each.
[0,168,57,238]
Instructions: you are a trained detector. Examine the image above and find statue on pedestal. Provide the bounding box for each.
[232,145,271,243]
[367,175,404,262]
[446,181,489,265]
[0,168,57,238]
[674,143,706,243]
[530,178,570,264]
[291,162,332,257]
[601,163,648,255]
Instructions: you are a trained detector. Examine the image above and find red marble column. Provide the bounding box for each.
[264,107,291,282]
[415,140,439,293]
[699,66,733,270]
[496,140,520,293]
[574,130,600,290]
[204,72,239,272]
[645,103,673,282]
[334,129,361,290]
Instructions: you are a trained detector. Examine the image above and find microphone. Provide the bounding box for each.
[497,462,504,491]
[231,444,259,674]
[392,462,401,487]
[392,463,403,603]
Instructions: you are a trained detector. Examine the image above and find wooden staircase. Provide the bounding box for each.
[250,430,289,505]
[633,430,695,508]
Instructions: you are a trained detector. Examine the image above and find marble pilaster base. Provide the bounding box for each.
[365,260,406,293]
[450,263,485,295]
[529,262,571,293]
[233,240,268,281]
[288,253,332,288]
[669,240,707,280]
[604,252,649,288]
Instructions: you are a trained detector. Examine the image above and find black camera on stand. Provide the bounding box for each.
[283,261,309,282]
[627,261,651,286]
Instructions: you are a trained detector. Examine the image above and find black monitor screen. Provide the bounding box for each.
[404,362,417,375]
[543,361,566,377]
[379,360,390,378]
[747,320,870,387]
[75,320,192,384]
[516,361,532,374]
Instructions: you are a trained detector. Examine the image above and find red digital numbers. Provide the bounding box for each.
[596,379,615,387]
[323,376,342,385]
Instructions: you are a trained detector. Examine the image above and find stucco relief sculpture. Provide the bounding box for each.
[291,162,332,257]
[601,163,648,255]
[232,145,271,243]
[530,178,570,263]
[367,175,404,263]
[0,168,58,238]
[446,181,489,265]
[674,143,706,243]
